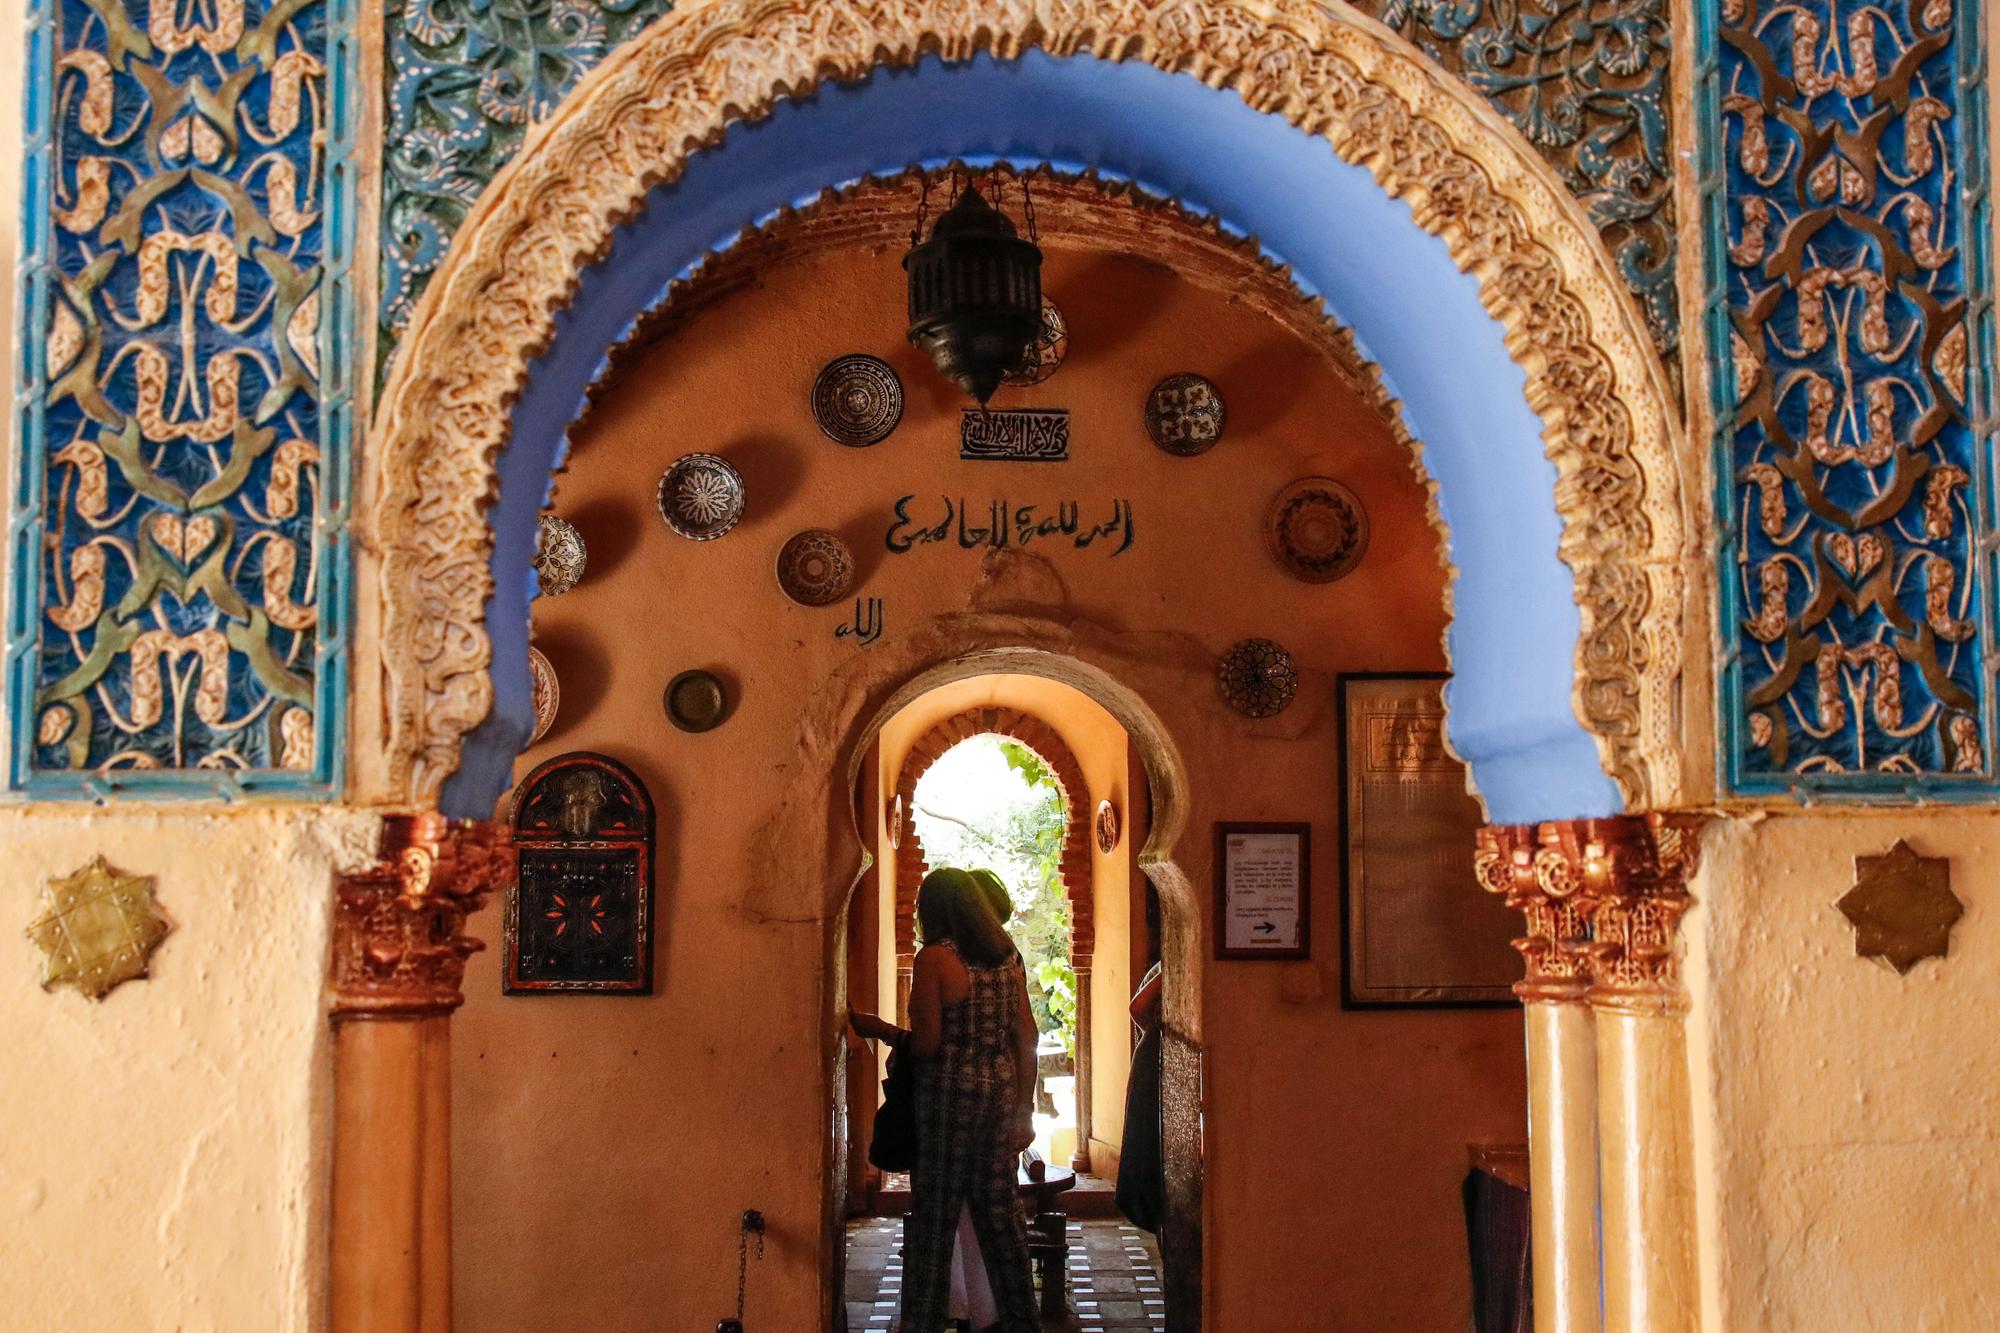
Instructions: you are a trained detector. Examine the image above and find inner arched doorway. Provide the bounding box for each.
[841,660,1204,1329]
[893,704,1103,1171]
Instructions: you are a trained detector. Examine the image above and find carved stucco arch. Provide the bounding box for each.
[370,0,1689,812]
[891,706,1098,996]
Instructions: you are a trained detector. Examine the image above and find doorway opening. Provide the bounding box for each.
[840,665,1193,1328]
[911,733,1083,1167]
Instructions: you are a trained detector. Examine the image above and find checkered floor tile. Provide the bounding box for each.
[844,1217,1167,1332]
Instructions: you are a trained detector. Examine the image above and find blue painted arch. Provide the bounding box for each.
[441,50,1625,825]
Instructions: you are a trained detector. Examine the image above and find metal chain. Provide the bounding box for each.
[734,1209,765,1321]
[1022,171,1038,242]
[911,172,932,249]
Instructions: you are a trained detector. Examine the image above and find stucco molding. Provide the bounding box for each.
[328,813,516,1018]
[369,0,1689,811]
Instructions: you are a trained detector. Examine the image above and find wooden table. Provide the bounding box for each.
[1018,1163,1078,1318]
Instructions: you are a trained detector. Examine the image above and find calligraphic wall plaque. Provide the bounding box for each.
[960,408,1071,462]
[1214,822,1309,960]
[506,752,655,994]
[1339,676,1519,1007]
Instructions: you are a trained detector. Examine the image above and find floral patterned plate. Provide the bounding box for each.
[657,453,745,540]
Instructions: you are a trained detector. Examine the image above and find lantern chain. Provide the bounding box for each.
[911,172,932,249]
[1021,171,1038,242]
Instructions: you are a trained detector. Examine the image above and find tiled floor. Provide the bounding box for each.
[844,1216,1168,1332]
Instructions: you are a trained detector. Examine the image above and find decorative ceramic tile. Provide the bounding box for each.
[11,0,357,794]
[1699,0,1997,795]
[1355,0,1678,378]
[1838,840,1961,973]
[26,857,171,1000]
[381,0,678,344]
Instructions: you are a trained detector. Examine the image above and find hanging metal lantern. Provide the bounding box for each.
[905,179,1044,406]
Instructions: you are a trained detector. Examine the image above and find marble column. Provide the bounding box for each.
[1476,825,1602,1333]
[1560,815,1703,1333]
[328,814,514,1333]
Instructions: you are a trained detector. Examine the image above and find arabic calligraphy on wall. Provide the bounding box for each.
[960,408,1070,462]
[1703,0,1997,792]
[10,0,354,792]
[885,496,1135,556]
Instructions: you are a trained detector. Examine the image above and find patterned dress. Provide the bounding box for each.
[899,944,1039,1331]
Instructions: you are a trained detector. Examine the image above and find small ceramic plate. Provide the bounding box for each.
[1264,477,1369,583]
[812,354,904,446]
[776,528,856,607]
[533,514,587,596]
[657,453,745,540]
[1095,798,1120,853]
[1004,298,1068,387]
[527,646,559,744]
[664,669,727,732]
[1145,372,1226,456]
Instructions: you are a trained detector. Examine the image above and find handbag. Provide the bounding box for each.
[868,1044,918,1172]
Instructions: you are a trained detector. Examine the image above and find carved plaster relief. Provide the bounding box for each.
[369,0,1688,813]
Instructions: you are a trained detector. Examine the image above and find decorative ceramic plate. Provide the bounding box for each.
[812,354,904,447]
[664,669,727,732]
[1095,799,1120,854]
[888,793,904,851]
[1004,298,1068,387]
[1145,372,1226,456]
[657,453,745,540]
[776,528,856,607]
[1217,638,1299,718]
[533,514,587,596]
[1265,477,1370,583]
[527,647,559,744]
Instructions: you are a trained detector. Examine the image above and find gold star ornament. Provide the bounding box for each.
[26,856,172,1000]
[1837,841,1962,975]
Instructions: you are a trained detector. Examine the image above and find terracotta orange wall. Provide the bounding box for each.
[451,239,1526,1331]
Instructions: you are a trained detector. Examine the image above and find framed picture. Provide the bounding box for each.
[505,751,656,994]
[1213,822,1310,960]
[1338,675,1520,1008]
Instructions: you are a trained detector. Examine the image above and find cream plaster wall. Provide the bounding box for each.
[1686,812,2000,1331]
[0,807,376,1332]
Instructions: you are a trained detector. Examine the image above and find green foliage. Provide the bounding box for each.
[914,735,1076,1059]
[1035,954,1078,1060]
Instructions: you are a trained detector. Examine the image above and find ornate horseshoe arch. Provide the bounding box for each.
[367,0,1691,814]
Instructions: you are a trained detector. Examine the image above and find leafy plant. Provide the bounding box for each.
[914,735,1077,1058]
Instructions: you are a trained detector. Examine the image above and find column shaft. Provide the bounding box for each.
[1595,1007,1696,1333]
[1525,999,1602,1333]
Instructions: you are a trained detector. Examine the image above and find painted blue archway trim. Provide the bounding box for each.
[441,50,1625,825]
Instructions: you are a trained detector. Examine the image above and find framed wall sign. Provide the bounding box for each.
[1338,675,1520,1008]
[506,751,656,994]
[1213,822,1310,960]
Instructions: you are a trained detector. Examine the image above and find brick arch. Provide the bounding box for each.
[892,706,1096,997]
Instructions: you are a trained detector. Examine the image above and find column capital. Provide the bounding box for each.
[1475,823,1594,1004]
[330,813,516,1019]
[1478,813,1705,1012]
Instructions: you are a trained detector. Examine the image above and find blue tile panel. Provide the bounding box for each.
[1702,0,1997,797]
[9,0,355,796]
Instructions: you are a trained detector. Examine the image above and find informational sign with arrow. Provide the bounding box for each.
[1216,823,1309,959]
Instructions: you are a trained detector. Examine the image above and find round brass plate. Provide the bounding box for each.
[664,669,727,732]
